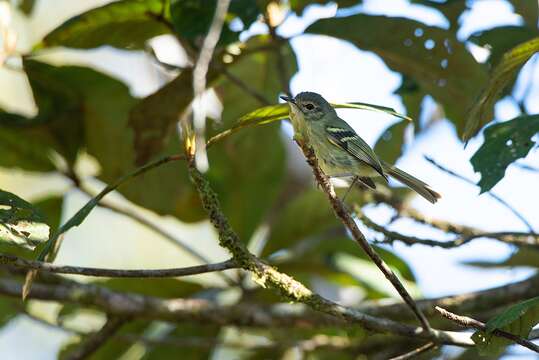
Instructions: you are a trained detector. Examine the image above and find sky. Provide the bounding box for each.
[0,0,538,358]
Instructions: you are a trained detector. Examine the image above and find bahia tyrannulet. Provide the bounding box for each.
[281,92,441,203]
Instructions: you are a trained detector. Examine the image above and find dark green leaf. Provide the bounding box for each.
[208,35,295,241]
[128,70,194,165]
[395,76,425,133]
[469,26,538,68]
[0,189,49,250]
[39,0,170,50]
[0,119,56,172]
[508,0,538,29]
[412,0,468,29]
[18,0,36,15]
[463,37,539,141]
[33,195,64,233]
[470,114,539,192]
[170,0,260,45]
[472,297,539,356]
[290,0,359,15]
[463,247,539,269]
[307,14,488,136]
[374,120,409,164]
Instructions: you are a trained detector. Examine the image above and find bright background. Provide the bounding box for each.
[0,0,537,358]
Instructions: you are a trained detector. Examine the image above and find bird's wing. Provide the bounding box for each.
[325,123,387,179]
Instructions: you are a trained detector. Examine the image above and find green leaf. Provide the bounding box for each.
[18,0,37,15]
[170,0,260,45]
[290,0,359,15]
[208,101,410,147]
[374,120,409,164]
[0,119,56,172]
[470,114,539,192]
[306,14,488,136]
[128,70,195,165]
[33,195,64,233]
[39,0,170,50]
[469,26,538,68]
[207,35,295,241]
[0,189,49,250]
[463,37,539,141]
[472,297,539,356]
[395,76,426,133]
[412,0,468,29]
[508,0,538,29]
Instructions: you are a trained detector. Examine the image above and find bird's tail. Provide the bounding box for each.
[382,162,441,204]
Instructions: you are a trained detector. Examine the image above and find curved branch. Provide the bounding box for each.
[0,254,237,278]
[359,211,539,249]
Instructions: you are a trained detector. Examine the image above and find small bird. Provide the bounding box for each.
[281,92,441,203]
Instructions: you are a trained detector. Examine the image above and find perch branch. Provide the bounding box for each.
[435,306,539,354]
[295,141,432,333]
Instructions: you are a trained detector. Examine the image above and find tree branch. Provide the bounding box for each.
[435,306,539,354]
[0,275,472,346]
[358,211,539,249]
[0,254,237,278]
[185,160,484,345]
[359,273,539,321]
[63,316,127,360]
[295,141,432,333]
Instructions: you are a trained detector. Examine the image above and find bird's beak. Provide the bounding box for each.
[280,95,296,105]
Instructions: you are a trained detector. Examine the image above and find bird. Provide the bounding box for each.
[281,91,441,203]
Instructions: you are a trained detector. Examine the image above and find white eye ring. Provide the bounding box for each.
[305,103,315,110]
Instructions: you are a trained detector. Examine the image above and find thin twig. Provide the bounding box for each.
[435,306,539,354]
[63,316,127,360]
[388,342,437,360]
[0,254,237,278]
[192,0,232,170]
[359,211,539,249]
[425,156,534,232]
[296,141,432,333]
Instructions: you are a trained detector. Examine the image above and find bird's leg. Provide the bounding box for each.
[341,176,358,203]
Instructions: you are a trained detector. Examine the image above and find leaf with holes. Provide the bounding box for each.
[307,14,488,136]
[463,37,539,141]
[472,296,539,356]
[0,190,49,250]
[470,114,539,193]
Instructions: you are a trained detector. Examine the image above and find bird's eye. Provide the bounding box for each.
[305,103,315,110]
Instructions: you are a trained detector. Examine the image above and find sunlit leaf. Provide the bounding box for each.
[207,101,410,147]
[470,114,539,192]
[0,189,49,250]
[38,0,170,50]
[472,296,539,356]
[307,14,488,136]
[463,37,539,141]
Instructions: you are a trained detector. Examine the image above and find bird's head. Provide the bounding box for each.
[280,92,334,122]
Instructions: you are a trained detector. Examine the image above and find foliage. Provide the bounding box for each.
[0,0,537,359]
